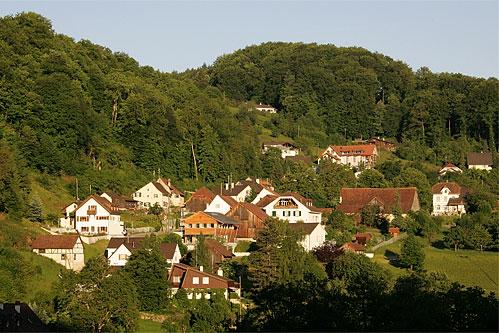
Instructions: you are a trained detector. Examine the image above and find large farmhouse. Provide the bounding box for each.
[317,144,378,169]
[31,234,85,271]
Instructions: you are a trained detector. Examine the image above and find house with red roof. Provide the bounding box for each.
[204,239,235,267]
[438,162,463,176]
[74,195,124,236]
[317,144,378,169]
[185,187,216,213]
[432,182,467,216]
[105,237,181,267]
[337,187,420,220]
[169,263,240,300]
[467,152,494,171]
[31,234,84,271]
[205,194,239,215]
[254,102,277,113]
[132,178,184,209]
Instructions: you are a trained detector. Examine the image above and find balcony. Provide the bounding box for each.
[87,209,97,215]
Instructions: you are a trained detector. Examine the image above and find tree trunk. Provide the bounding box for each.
[191,142,198,181]
[111,98,118,125]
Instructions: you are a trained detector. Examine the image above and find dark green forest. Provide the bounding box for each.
[0,12,498,217]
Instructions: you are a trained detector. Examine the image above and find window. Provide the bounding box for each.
[61,254,67,260]
[282,211,286,217]
[74,254,77,260]
[202,277,209,284]
[154,194,158,198]
[272,211,276,217]
[81,227,89,232]
[293,211,296,216]
[119,254,128,260]
[39,249,45,253]
[193,277,199,285]
[298,211,302,217]
[173,276,181,283]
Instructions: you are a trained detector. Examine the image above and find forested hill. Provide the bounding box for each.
[0,13,497,216]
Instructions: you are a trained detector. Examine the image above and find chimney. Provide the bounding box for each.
[199,265,203,272]
[225,183,229,190]
[168,179,171,187]
[15,301,20,314]
[217,269,223,277]
[256,178,260,184]
[231,183,235,189]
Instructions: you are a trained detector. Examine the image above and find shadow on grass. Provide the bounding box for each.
[384,249,406,268]
[431,240,446,249]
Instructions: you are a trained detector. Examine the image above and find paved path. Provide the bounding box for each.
[370,232,407,252]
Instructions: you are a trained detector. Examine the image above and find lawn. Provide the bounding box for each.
[20,251,64,301]
[136,319,163,332]
[374,240,499,293]
[121,211,162,230]
[84,239,109,263]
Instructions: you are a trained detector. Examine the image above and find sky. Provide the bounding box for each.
[1,0,498,78]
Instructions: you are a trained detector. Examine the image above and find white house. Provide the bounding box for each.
[74,195,124,236]
[467,152,494,171]
[262,141,299,159]
[31,234,84,271]
[59,201,79,229]
[205,195,239,215]
[289,223,326,252]
[133,178,184,209]
[220,178,278,203]
[257,192,322,224]
[317,144,377,169]
[106,237,181,267]
[432,182,467,216]
[254,103,277,113]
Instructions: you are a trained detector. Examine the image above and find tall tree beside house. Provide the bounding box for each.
[191,236,213,273]
[357,169,389,188]
[248,218,326,292]
[52,256,139,332]
[123,247,169,311]
[399,235,425,271]
[316,160,357,207]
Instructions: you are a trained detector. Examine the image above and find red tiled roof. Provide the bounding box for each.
[255,194,279,208]
[204,239,234,258]
[431,182,462,195]
[220,195,239,209]
[74,194,118,214]
[160,243,178,260]
[191,187,216,201]
[467,152,494,166]
[337,187,419,214]
[330,144,377,157]
[288,222,320,235]
[152,182,169,195]
[32,234,80,249]
[340,242,366,252]
[169,263,239,289]
[447,197,465,206]
[239,202,269,221]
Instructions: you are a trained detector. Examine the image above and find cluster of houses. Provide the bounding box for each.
[29,145,493,302]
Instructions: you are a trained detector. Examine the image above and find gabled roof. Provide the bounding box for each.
[263,141,297,148]
[170,263,239,288]
[255,103,275,109]
[431,182,463,195]
[152,182,170,195]
[330,144,377,157]
[204,239,234,258]
[337,187,419,214]
[255,194,279,208]
[74,194,118,214]
[238,202,269,221]
[220,195,239,209]
[448,197,465,206]
[340,242,366,252]
[159,178,184,196]
[0,302,48,332]
[160,243,179,260]
[288,222,320,235]
[32,234,80,250]
[189,187,216,201]
[222,183,251,197]
[107,237,144,252]
[204,212,240,225]
[282,191,312,206]
[467,152,493,166]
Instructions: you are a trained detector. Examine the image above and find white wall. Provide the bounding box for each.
[133,182,168,208]
[205,195,232,214]
[75,198,123,236]
[33,238,84,271]
[262,196,321,223]
[299,224,326,252]
[107,244,132,266]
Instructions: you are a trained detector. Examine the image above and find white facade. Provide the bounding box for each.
[262,143,299,159]
[255,104,277,113]
[251,188,277,205]
[59,202,78,229]
[32,238,84,271]
[318,145,377,169]
[432,186,466,216]
[75,197,124,236]
[133,179,184,208]
[205,195,234,214]
[297,224,327,252]
[469,164,492,171]
[261,195,321,223]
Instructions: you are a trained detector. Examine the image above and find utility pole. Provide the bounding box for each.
[75,178,79,201]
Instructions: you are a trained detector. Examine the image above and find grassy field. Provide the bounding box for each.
[136,319,163,332]
[20,251,64,301]
[83,239,109,262]
[29,173,74,217]
[374,240,499,292]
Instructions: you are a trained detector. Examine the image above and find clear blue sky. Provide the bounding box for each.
[1,1,498,78]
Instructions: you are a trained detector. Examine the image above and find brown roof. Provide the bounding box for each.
[160,243,178,260]
[285,155,312,164]
[328,144,377,157]
[337,187,419,214]
[153,182,169,195]
[222,183,251,197]
[255,194,279,207]
[340,242,366,252]
[355,232,373,241]
[255,103,275,109]
[263,141,297,148]
[448,197,465,206]
[32,234,80,249]
[288,223,320,235]
[74,194,119,214]
[0,302,48,332]
[169,263,239,289]
[238,202,269,221]
[220,195,239,209]
[204,239,234,258]
[282,192,313,205]
[467,152,493,166]
[190,187,216,201]
[159,178,184,196]
[204,212,240,225]
[431,182,462,195]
